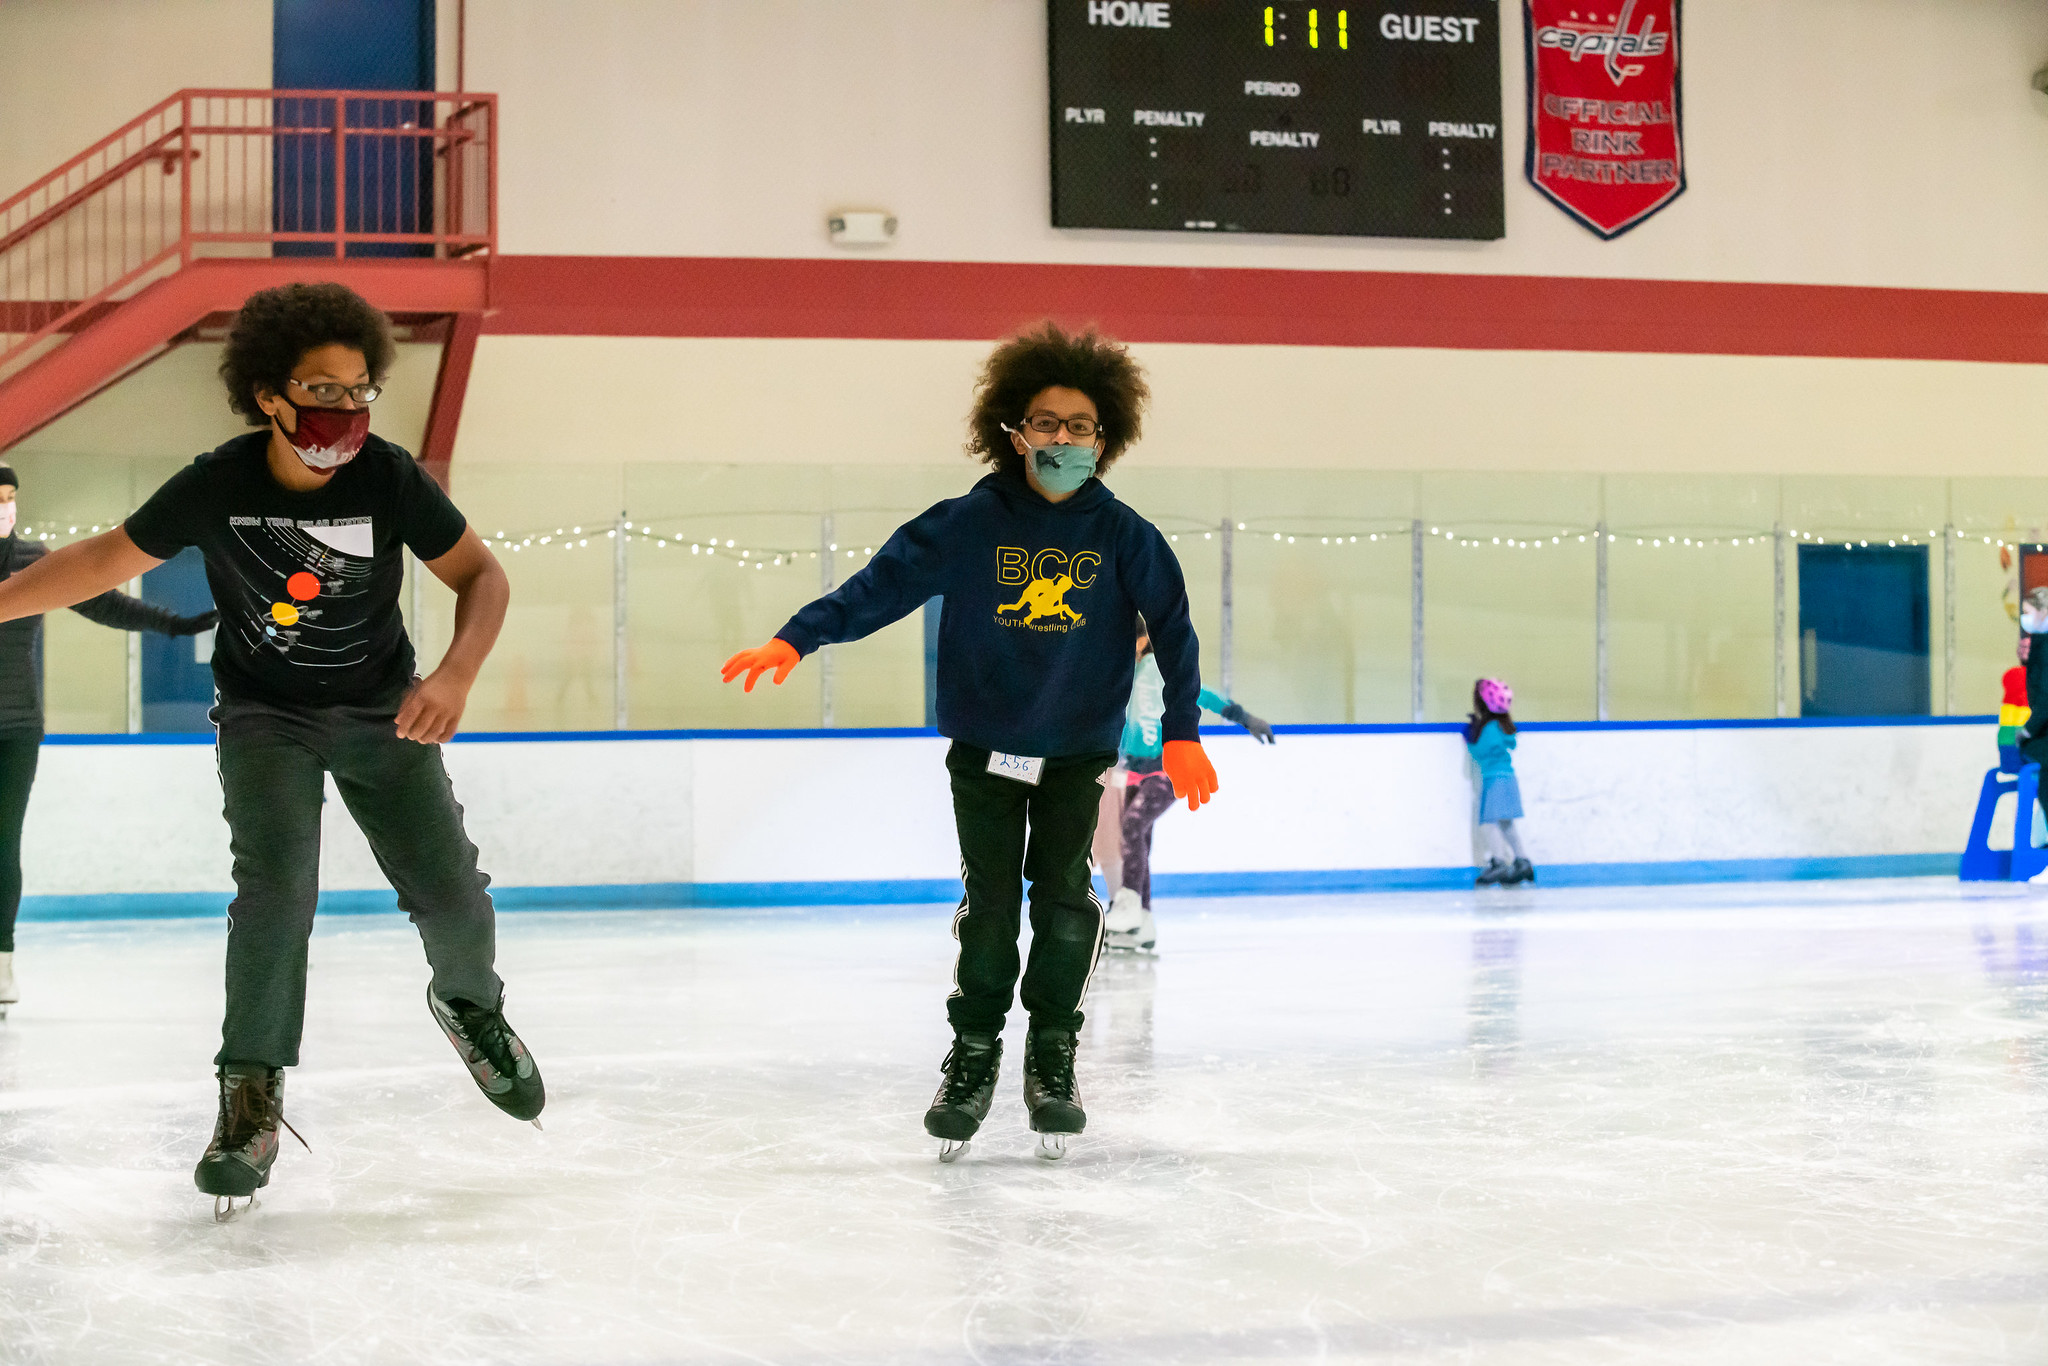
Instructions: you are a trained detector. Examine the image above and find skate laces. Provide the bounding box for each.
[1029,1033,1077,1100]
[451,999,521,1078]
[939,1043,998,1104]
[218,1074,308,1152]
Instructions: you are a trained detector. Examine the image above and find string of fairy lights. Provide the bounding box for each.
[5,517,893,571]
[479,521,881,570]
[1153,522,2029,552]
[11,517,2042,566]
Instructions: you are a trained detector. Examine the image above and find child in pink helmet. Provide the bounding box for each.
[1465,678,1533,885]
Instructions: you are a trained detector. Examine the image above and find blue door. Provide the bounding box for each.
[141,548,217,732]
[273,0,437,258]
[1798,545,1930,717]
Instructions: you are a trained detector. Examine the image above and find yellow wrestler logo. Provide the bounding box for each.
[995,547,1101,632]
[998,573,1081,624]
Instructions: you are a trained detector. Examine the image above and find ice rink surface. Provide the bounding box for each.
[6,878,2048,1365]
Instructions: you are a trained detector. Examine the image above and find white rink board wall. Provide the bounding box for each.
[17,721,1988,907]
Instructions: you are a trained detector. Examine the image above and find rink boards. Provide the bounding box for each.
[12,717,1989,919]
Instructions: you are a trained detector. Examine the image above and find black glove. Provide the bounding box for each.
[171,609,218,636]
[1221,701,1276,744]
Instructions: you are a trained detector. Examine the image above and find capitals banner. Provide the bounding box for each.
[1524,0,1685,239]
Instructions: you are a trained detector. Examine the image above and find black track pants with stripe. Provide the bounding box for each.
[214,690,503,1068]
[944,742,1116,1036]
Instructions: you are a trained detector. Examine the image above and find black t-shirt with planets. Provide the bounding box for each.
[125,431,467,707]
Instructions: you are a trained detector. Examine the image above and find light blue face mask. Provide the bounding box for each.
[1004,425,1099,495]
[1032,443,1098,495]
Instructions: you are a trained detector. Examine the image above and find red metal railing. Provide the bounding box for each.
[0,89,495,381]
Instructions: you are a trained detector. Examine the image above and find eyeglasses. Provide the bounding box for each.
[290,378,382,405]
[1019,413,1099,438]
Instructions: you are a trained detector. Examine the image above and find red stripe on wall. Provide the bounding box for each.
[483,255,2048,364]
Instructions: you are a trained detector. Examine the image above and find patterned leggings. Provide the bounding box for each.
[1118,772,1178,909]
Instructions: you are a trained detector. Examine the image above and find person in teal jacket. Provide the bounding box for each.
[1466,677,1534,885]
[1106,622,1273,950]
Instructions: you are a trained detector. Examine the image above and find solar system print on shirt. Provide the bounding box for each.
[225,514,377,667]
[124,432,468,708]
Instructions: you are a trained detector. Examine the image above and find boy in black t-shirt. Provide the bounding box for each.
[0,284,542,1215]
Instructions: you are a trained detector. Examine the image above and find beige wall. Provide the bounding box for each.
[0,0,269,201]
[469,0,2048,290]
[11,1,2048,293]
[0,0,462,201]
[456,334,2048,479]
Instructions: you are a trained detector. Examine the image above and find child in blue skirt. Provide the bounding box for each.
[1466,678,1534,885]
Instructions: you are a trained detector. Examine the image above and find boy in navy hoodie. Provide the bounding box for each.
[722,323,1217,1160]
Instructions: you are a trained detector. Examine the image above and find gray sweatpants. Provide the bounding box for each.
[214,690,502,1068]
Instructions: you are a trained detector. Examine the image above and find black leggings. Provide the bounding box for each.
[0,735,39,953]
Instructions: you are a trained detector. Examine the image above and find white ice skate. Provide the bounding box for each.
[1104,889,1156,953]
[0,951,15,1019]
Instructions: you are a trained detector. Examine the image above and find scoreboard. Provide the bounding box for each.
[1049,1,1503,239]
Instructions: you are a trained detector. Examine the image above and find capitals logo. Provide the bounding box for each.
[994,546,1100,633]
[1534,0,1669,86]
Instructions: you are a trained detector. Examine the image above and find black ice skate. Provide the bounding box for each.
[193,1065,305,1221]
[1504,858,1536,885]
[1022,1027,1085,1160]
[428,987,546,1125]
[1475,859,1510,886]
[924,1033,1001,1162]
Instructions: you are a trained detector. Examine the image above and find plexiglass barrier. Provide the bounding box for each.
[10,454,2045,731]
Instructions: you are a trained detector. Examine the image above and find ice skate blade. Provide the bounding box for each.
[212,1194,256,1223]
[1037,1133,1068,1161]
[938,1138,971,1163]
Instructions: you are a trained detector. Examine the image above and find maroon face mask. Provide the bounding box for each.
[277,398,370,471]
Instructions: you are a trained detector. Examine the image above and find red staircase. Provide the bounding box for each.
[0,89,496,468]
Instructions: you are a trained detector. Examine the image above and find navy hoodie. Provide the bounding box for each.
[776,470,1201,758]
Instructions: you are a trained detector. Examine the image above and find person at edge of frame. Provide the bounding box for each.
[2016,587,2048,882]
[0,282,544,1217]
[719,321,1220,1162]
[1105,615,1275,953]
[0,463,218,1017]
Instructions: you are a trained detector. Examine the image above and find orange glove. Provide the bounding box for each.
[1162,739,1219,812]
[721,637,800,692]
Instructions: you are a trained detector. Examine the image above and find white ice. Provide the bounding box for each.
[5,878,2048,1364]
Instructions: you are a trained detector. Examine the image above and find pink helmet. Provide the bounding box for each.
[1477,678,1513,713]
